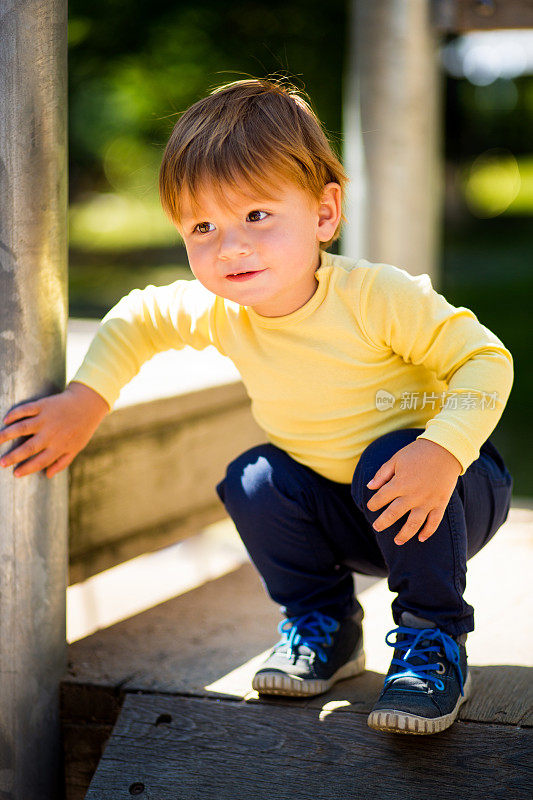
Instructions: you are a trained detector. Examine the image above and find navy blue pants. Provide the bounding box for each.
[216,428,513,637]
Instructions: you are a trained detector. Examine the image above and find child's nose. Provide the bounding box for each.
[218,230,253,260]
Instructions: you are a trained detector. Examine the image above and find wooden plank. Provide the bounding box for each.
[61,682,123,728]
[68,503,225,586]
[296,664,533,727]
[62,564,281,697]
[434,0,533,32]
[68,382,266,582]
[85,693,533,800]
[61,683,124,800]
[62,722,114,800]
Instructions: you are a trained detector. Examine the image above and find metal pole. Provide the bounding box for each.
[342,0,443,284]
[0,2,68,798]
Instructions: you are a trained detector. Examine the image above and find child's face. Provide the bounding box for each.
[175,178,341,317]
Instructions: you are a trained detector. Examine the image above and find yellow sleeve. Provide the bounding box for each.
[359,264,514,475]
[70,279,223,410]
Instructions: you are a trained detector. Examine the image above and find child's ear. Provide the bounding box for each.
[317,182,342,242]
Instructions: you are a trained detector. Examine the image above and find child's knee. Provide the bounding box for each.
[216,443,286,510]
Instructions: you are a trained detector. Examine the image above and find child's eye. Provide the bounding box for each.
[247,210,268,222]
[193,221,215,234]
[193,212,267,234]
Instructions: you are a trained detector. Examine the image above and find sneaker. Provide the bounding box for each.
[367,615,472,735]
[252,609,365,697]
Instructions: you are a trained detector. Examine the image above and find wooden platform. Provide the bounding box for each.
[82,693,531,800]
[61,505,533,799]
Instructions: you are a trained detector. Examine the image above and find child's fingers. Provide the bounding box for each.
[417,509,444,542]
[0,416,40,445]
[11,448,57,478]
[393,509,428,545]
[366,460,395,491]
[0,435,45,469]
[2,403,41,425]
[45,452,73,478]
[372,496,412,532]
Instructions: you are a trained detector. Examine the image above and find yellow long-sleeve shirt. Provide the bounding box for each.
[71,249,514,483]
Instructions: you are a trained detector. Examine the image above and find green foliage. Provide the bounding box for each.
[462,153,533,217]
[68,0,347,196]
[69,191,180,249]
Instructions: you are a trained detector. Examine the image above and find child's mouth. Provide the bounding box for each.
[226,269,265,282]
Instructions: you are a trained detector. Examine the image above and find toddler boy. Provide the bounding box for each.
[0,78,514,735]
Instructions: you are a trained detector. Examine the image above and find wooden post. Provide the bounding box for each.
[0,2,68,797]
[342,0,443,284]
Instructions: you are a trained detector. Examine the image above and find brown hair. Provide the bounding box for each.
[159,76,348,249]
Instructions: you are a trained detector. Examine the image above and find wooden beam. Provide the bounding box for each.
[433,0,533,32]
[68,382,266,583]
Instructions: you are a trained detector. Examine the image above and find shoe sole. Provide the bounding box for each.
[366,670,473,735]
[252,650,366,697]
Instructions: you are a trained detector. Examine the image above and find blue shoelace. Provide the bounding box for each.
[383,626,464,695]
[275,610,340,664]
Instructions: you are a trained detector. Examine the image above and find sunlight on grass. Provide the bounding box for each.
[463,151,533,218]
[69,191,182,250]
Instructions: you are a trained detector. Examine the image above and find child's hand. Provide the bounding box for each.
[366,439,463,546]
[0,381,110,479]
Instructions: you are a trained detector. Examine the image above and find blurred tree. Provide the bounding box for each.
[68,0,347,199]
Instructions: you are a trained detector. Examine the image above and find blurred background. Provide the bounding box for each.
[67,0,532,494]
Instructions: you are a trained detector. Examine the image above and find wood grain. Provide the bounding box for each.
[84,693,533,800]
